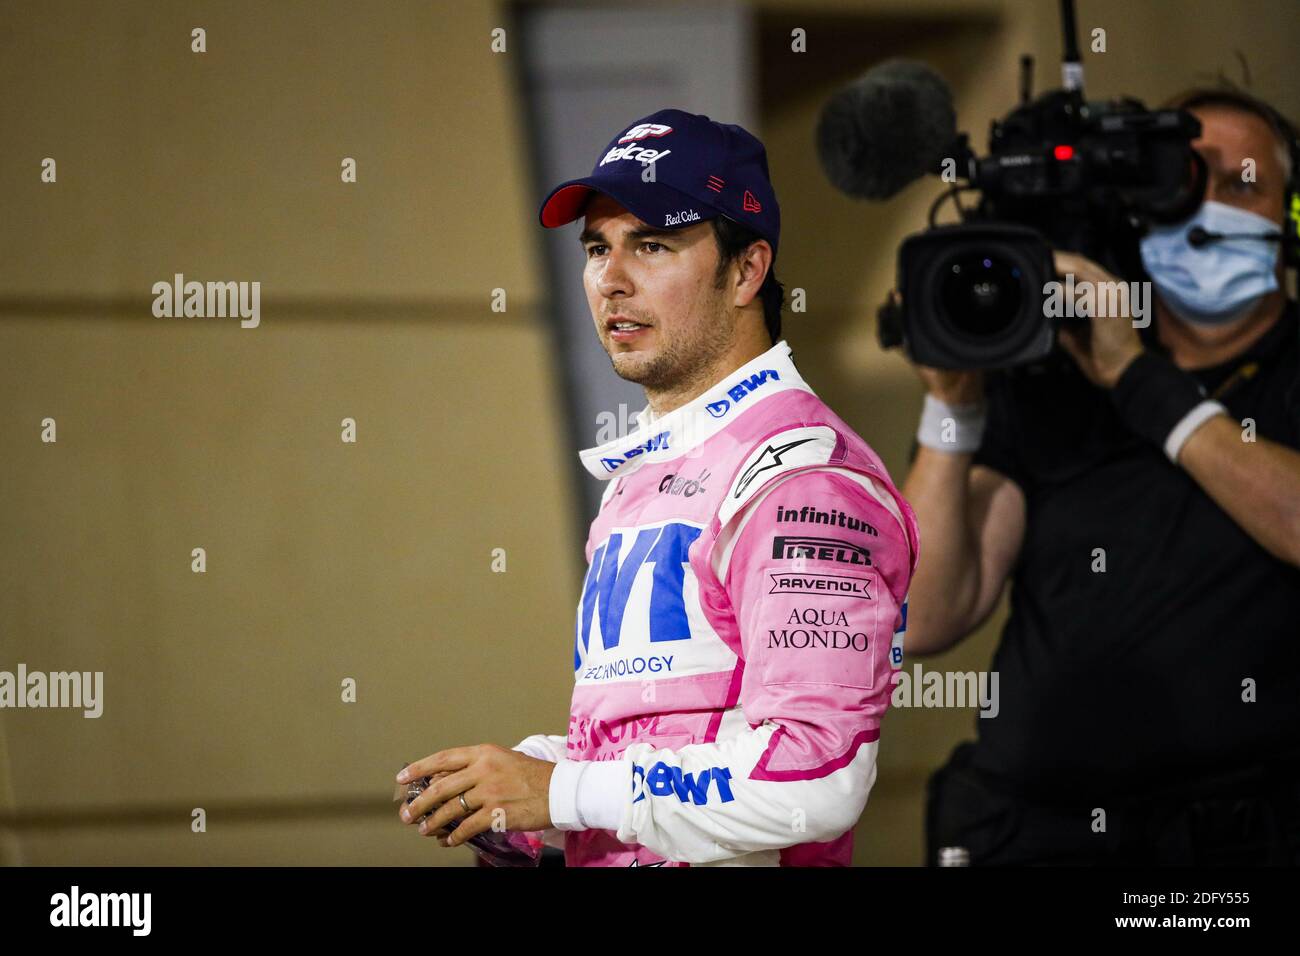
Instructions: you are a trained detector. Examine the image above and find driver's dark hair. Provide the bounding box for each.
[711,215,784,344]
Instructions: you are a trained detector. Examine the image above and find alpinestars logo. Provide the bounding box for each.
[733,437,815,496]
[772,535,872,566]
[707,368,780,418]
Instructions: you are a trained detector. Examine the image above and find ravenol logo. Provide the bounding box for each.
[706,369,780,420]
[601,430,670,473]
[632,761,735,805]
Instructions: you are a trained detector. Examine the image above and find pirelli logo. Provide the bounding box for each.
[771,535,871,566]
[768,572,873,600]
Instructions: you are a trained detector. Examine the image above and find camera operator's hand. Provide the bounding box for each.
[914,364,985,405]
[1052,251,1144,389]
[888,289,986,404]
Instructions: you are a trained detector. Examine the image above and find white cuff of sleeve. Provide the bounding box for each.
[1164,399,1228,463]
[548,759,626,832]
[916,393,988,453]
[512,741,552,761]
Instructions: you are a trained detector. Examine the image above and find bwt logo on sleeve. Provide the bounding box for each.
[891,598,909,669]
[632,761,735,805]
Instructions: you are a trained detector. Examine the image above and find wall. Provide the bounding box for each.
[0,0,579,865]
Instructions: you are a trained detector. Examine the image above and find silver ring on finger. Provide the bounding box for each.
[458,791,471,814]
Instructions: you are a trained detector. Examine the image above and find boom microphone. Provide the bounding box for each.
[1187,225,1283,247]
[815,58,959,201]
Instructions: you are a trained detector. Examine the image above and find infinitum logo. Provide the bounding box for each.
[49,886,151,936]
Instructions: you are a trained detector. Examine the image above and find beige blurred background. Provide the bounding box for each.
[1,0,1296,865]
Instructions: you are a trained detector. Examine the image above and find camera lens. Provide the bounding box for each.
[938,253,1023,338]
[898,223,1053,368]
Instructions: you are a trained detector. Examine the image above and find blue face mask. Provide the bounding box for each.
[1139,200,1280,326]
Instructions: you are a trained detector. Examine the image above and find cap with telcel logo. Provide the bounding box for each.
[538,108,781,258]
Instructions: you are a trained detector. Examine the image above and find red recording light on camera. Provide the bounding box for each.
[1053,144,1075,161]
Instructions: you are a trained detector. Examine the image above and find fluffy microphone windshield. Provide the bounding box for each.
[816,58,957,200]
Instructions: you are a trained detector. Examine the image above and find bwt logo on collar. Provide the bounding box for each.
[601,430,670,472]
[706,368,779,418]
[619,123,673,143]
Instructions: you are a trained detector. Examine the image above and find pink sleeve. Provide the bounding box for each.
[721,468,912,777]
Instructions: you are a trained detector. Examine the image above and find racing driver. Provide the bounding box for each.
[397,108,920,866]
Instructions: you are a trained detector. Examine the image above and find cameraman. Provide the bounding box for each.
[903,87,1300,865]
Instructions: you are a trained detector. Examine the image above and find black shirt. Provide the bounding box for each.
[969,300,1300,803]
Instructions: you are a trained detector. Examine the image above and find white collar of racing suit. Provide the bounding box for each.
[577,339,814,480]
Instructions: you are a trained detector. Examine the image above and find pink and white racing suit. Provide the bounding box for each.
[515,340,920,866]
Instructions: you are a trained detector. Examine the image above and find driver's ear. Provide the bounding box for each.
[737,241,771,305]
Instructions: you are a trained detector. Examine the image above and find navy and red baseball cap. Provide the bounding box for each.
[538,108,781,258]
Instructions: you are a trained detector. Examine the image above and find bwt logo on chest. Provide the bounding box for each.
[575,523,702,667]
